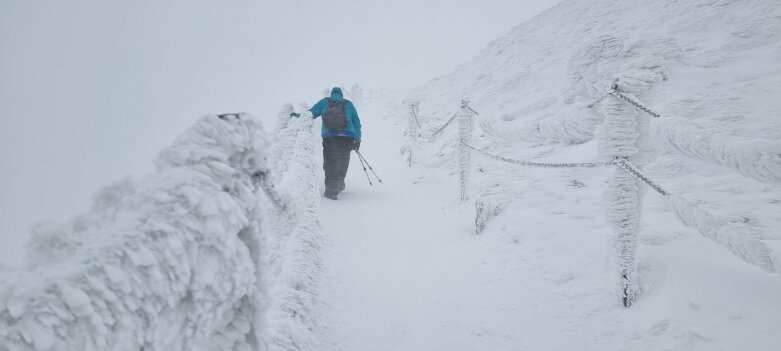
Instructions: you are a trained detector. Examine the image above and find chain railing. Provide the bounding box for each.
[463,143,615,169]
[261,109,322,350]
[403,101,421,166]
[421,79,780,307]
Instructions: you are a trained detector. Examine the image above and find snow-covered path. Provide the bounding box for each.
[309,106,615,350]
[311,107,524,350]
[308,102,781,351]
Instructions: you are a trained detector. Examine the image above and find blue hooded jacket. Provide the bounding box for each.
[308,87,362,141]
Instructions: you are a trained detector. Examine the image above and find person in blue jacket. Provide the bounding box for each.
[293,87,361,200]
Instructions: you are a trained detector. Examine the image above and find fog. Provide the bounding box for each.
[0,0,559,265]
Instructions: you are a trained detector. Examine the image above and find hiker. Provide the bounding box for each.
[292,87,362,200]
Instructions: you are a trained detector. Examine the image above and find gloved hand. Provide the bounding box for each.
[290,112,301,118]
[353,140,361,151]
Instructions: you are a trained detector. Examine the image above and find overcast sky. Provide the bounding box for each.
[0,0,560,265]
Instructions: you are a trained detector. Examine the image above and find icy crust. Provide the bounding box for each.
[0,115,268,351]
[650,117,781,185]
[669,195,781,275]
[261,112,322,351]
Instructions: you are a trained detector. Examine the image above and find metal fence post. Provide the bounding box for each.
[598,91,645,307]
[405,100,420,167]
[458,100,475,203]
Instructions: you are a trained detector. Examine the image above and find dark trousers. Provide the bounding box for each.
[322,137,354,196]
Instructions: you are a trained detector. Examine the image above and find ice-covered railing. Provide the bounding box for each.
[609,88,781,185]
[409,36,781,307]
[0,114,267,350]
[0,110,323,350]
[400,100,421,167]
[260,104,322,350]
[608,89,781,274]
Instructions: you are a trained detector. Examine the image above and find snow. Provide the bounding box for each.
[311,101,780,349]
[311,0,781,348]
[2,0,781,349]
[260,108,322,351]
[0,114,308,350]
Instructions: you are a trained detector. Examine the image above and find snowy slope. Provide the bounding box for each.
[405,0,781,272]
[376,0,781,349]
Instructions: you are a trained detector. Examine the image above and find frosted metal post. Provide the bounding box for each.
[598,93,645,307]
[405,101,420,167]
[458,100,475,203]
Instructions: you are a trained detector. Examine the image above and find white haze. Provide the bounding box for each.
[0,0,560,265]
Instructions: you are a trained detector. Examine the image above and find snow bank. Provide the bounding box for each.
[0,114,268,350]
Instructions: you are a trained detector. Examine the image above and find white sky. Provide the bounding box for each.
[0,0,560,265]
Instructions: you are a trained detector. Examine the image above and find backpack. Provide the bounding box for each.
[323,98,348,130]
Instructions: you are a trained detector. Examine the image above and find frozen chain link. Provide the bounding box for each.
[461,99,481,116]
[615,158,670,196]
[252,170,287,210]
[433,101,481,137]
[432,112,458,136]
[463,142,616,168]
[586,91,612,108]
[610,87,662,118]
[410,103,422,128]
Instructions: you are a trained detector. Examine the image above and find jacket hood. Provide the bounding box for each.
[330,87,343,100]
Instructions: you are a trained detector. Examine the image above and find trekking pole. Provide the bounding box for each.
[355,151,373,186]
[355,150,383,184]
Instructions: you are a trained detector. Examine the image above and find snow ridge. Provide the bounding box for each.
[0,115,268,350]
